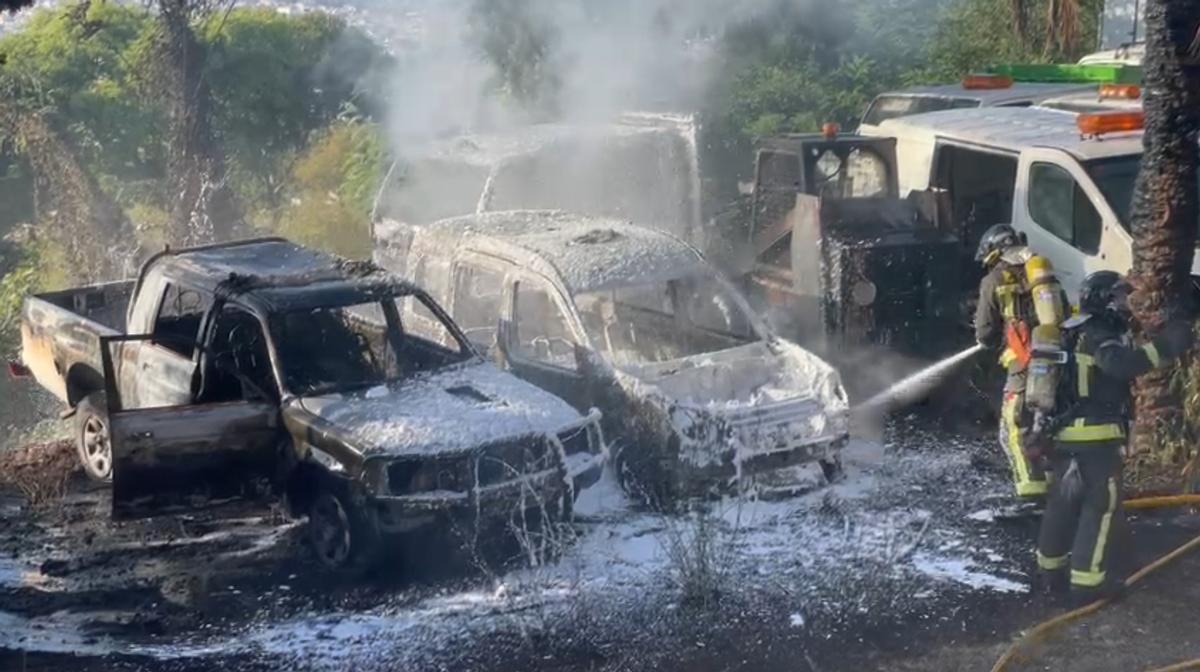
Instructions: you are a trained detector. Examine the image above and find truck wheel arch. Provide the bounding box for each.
[65,364,105,407]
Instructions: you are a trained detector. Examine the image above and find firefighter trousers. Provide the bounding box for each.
[998,370,1047,497]
[1035,442,1124,591]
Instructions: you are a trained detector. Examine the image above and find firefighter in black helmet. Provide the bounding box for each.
[1033,271,1191,601]
[974,223,1067,500]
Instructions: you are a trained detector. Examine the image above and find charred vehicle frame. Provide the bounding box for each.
[375,211,850,504]
[19,238,606,569]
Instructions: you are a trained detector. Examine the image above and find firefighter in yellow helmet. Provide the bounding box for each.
[1031,271,1191,602]
[973,224,1067,500]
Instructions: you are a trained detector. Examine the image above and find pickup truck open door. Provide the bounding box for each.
[101,334,282,519]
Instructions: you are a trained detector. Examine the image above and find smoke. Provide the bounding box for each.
[376,0,837,145]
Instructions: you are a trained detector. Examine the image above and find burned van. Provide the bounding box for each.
[375,211,850,502]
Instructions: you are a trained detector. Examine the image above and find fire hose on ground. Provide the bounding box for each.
[853,345,1200,670]
[989,495,1200,672]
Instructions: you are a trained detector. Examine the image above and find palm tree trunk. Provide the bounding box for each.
[1128,0,1200,461]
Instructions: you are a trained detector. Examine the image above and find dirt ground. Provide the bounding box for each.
[1,416,1198,672]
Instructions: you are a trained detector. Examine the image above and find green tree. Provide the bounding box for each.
[468,0,561,117]
[275,121,385,259]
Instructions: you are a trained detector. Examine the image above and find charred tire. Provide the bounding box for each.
[819,456,844,484]
[75,393,112,483]
[613,444,675,511]
[307,480,381,572]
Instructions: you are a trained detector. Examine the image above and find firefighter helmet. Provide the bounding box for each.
[975,224,1023,266]
[1078,270,1132,318]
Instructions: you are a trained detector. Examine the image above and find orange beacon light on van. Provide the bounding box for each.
[962,74,1014,90]
[1077,111,1144,136]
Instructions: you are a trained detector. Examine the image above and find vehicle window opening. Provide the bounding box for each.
[392,294,469,374]
[1029,162,1102,255]
[751,150,803,270]
[272,296,469,396]
[1086,156,1200,235]
[153,283,214,358]
[811,148,890,199]
[577,277,757,366]
[453,263,505,351]
[514,283,578,370]
[199,306,276,403]
[273,302,397,395]
[932,145,1018,254]
[861,95,979,126]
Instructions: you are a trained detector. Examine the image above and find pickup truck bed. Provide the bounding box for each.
[21,281,134,404]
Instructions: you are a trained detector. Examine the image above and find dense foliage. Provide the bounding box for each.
[0,0,1106,350]
[0,4,392,243]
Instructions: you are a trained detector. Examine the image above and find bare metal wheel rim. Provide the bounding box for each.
[81,415,111,477]
[311,495,352,567]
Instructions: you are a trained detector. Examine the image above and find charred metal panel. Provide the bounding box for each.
[818,198,963,357]
[110,401,280,519]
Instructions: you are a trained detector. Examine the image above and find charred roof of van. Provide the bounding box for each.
[875,106,1146,160]
[144,238,420,311]
[408,210,710,294]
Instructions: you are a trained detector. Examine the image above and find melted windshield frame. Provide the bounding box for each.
[574,274,765,368]
[269,290,473,397]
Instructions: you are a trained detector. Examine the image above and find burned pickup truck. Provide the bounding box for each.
[375,211,850,503]
[16,238,605,568]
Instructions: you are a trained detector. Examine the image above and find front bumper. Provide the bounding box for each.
[678,431,849,486]
[369,465,567,534]
[367,412,607,535]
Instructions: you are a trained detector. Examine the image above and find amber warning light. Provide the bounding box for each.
[1077,111,1145,136]
[822,122,840,139]
[962,74,1013,90]
[1099,84,1141,100]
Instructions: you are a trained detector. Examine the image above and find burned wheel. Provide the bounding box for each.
[819,456,844,484]
[307,484,380,571]
[75,393,112,482]
[613,444,675,510]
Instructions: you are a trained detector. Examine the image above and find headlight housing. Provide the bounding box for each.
[385,458,468,494]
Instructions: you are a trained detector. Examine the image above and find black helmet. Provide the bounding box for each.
[1079,270,1131,317]
[975,224,1023,266]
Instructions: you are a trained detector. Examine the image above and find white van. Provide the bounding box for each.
[858,81,1095,135]
[861,106,1198,297]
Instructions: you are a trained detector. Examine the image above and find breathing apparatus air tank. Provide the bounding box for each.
[1023,255,1067,413]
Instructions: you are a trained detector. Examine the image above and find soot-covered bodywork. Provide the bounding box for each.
[28,238,604,569]
[374,211,850,502]
[742,134,965,358]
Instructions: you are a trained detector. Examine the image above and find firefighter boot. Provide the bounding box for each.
[1034,567,1069,597]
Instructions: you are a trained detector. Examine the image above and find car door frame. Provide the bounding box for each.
[498,270,592,411]
[128,279,215,409]
[1015,147,1131,299]
[101,331,283,520]
[449,251,516,358]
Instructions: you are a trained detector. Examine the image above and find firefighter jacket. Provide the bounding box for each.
[975,249,1067,371]
[1056,315,1191,444]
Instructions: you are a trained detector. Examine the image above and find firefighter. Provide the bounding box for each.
[974,223,1068,500]
[1032,271,1191,601]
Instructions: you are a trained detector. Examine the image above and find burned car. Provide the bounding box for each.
[374,211,850,502]
[17,238,605,568]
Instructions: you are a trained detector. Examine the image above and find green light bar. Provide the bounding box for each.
[986,64,1142,85]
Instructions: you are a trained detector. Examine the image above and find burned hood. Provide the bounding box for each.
[296,362,583,457]
[619,341,847,412]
